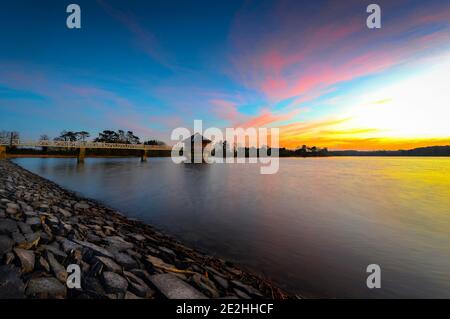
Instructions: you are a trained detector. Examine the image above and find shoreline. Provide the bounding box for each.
[0,159,292,299]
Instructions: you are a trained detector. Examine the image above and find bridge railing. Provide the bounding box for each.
[0,139,171,151]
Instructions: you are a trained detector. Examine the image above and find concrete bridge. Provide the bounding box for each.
[0,139,172,162]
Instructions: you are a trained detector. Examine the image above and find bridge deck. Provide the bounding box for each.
[0,139,172,151]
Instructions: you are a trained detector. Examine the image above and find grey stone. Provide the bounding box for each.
[105,236,134,251]
[74,202,90,210]
[233,288,251,299]
[0,265,25,298]
[17,221,33,234]
[60,239,82,253]
[41,244,68,260]
[102,271,128,294]
[96,256,122,273]
[73,239,114,258]
[150,273,207,299]
[0,219,18,234]
[123,271,154,298]
[159,246,175,256]
[113,252,138,269]
[47,252,67,283]
[0,235,14,256]
[26,217,41,226]
[212,274,229,290]
[191,273,220,298]
[26,277,66,298]
[12,231,26,245]
[13,248,35,273]
[231,280,263,297]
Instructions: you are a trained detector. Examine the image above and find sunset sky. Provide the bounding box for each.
[1,0,449,150]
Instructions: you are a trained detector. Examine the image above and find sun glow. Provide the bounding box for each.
[346,60,450,139]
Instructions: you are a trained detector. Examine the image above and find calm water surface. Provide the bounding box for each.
[13,157,450,298]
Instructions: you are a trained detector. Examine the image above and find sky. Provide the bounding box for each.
[0,0,449,150]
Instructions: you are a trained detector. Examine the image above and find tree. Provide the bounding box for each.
[125,131,140,144]
[144,139,166,146]
[94,130,119,143]
[39,134,50,152]
[93,129,140,144]
[76,131,90,142]
[0,131,20,146]
[54,130,77,142]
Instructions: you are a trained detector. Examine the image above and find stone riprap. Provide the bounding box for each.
[0,160,289,299]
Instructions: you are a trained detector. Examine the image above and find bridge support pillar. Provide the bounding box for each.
[78,148,86,163]
[0,146,6,160]
[141,150,147,162]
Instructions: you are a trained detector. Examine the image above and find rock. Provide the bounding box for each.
[26,277,66,298]
[130,269,153,284]
[60,239,82,253]
[146,255,174,269]
[73,239,114,258]
[212,274,229,290]
[130,233,146,241]
[47,252,67,283]
[4,252,15,264]
[13,248,35,273]
[12,231,26,245]
[102,271,128,294]
[39,256,51,272]
[96,256,122,273]
[26,217,41,227]
[231,280,263,297]
[0,235,14,256]
[0,219,18,234]
[74,202,90,210]
[17,221,33,234]
[105,236,134,251]
[16,232,41,249]
[191,273,220,298]
[125,291,143,299]
[0,265,25,298]
[41,244,68,260]
[233,288,251,299]
[159,246,175,256]
[113,252,138,269]
[83,276,106,298]
[150,273,207,299]
[6,202,20,210]
[58,208,72,217]
[123,271,154,298]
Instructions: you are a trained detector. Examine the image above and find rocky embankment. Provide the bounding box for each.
[0,160,289,299]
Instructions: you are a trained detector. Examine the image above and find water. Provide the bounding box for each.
[12,157,450,298]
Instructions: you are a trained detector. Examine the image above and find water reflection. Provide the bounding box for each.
[13,157,450,298]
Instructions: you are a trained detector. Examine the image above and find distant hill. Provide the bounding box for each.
[329,145,450,156]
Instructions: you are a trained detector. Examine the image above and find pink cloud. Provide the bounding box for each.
[228,0,450,104]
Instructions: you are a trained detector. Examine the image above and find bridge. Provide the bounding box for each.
[0,139,172,162]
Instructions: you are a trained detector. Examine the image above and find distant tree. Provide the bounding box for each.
[54,130,77,142]
[94,130,140,144]
[94,130,119,143]
[76,131,90,142]
[144,139,166,146]
[39,134,50,152]
[0,131,20,146]
[125,131,140,144]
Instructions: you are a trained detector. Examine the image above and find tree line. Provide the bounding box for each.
[42,129,166,146]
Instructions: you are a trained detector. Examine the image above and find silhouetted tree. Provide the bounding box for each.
[144,139,166,146]
[77,131,90,142]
